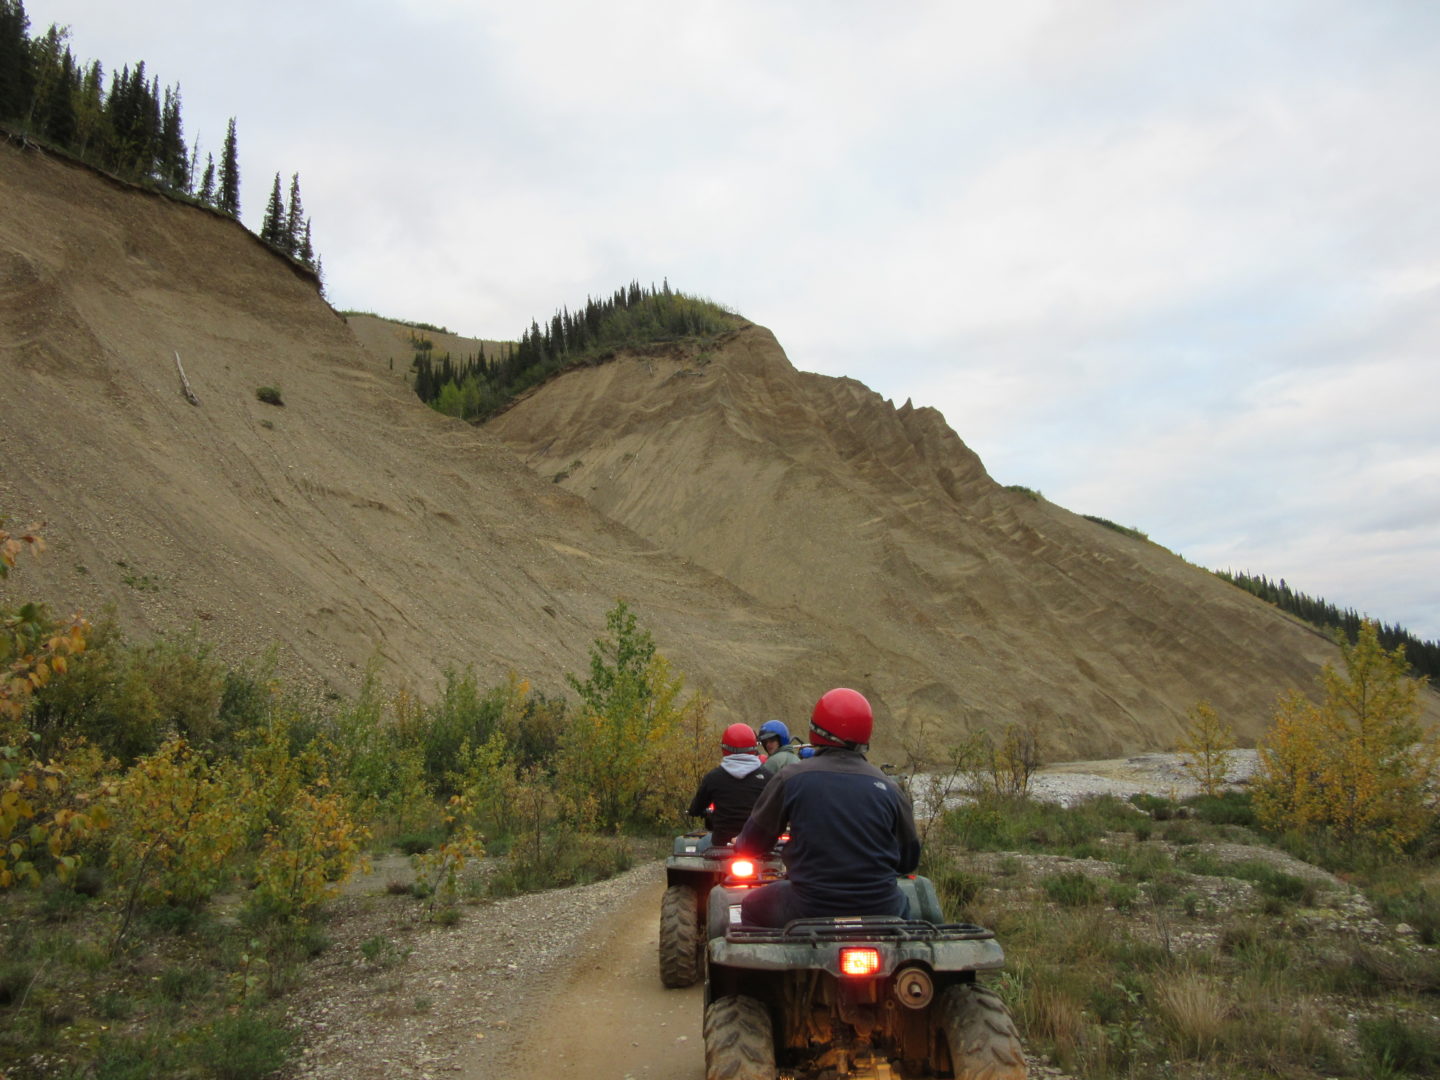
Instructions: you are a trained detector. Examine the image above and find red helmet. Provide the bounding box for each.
[721,723,759,755]
[809,688,873,750]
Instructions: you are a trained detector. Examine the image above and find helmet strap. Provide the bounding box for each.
[809,720,867,753]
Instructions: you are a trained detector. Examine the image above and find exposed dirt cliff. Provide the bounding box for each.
[4,136,1431,760]
[487,331,1435,756]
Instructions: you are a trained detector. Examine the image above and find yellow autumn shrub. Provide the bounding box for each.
[1253,621,1436,850]
[1177,700,1235,797]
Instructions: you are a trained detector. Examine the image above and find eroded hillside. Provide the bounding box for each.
[486,329,1437,756]
[0,138,839,735]
[4,135,1431,760]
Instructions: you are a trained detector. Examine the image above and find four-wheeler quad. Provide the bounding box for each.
[661,829,785,988]
[701,858,1027,1079]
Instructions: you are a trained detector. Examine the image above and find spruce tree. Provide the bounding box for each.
[297,218,314,267]
[158,83,187,190]
[197,153,215,205]
[217,117,240,217]
[260,172,285,247]
[37,40,79,147]
[0,0,34,124]
[283,172,305,257]
[74,59,105,157]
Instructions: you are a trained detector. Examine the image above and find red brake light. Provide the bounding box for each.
[730,858,756,879]
[839,947,881,977]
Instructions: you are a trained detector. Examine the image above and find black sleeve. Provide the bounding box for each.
[687,774,714,818]
[733,770,786,855]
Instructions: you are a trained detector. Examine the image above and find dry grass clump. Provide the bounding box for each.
[1154,969,1227,1058]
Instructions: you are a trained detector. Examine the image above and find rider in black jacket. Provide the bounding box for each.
[734,688,920,926]
[686,723,768,847]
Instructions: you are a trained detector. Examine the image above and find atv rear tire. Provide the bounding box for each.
[703,994,775,1080]
[659,883,702,987]
[938,983,1027,1079]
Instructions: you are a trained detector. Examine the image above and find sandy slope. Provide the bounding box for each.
[486,335,1432,756]
[3,135,1434,761]
[0,139,836,729]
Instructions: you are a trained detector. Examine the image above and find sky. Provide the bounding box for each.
[21,0,1440,642]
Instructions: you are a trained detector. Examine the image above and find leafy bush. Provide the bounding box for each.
[1254,621,1436,851]
[1042,870,1103,907]
[558,601,711,831]
[1186,790,1257,827]
[1175,700,1235,796]
[255,386,284,406]
[488,832,635,897]
[1227,860,1316,904]
[247,787,367,921]
[193,1008,294,1080]
[26,624,228,762]
[106,738,247,941]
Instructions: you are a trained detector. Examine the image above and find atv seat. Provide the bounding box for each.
[898,875,945,924]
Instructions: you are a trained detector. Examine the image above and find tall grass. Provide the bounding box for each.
[925,788,1440,1079]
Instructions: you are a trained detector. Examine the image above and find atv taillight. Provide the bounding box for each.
[730,858,757,879]
[839,947,882,977]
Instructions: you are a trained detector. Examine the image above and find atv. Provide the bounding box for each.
[702,858,1026,1079]
[661,829,785,988]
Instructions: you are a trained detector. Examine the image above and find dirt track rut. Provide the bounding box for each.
[508,876,704,1079]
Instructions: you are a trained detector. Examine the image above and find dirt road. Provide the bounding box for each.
[511,876,706,1080]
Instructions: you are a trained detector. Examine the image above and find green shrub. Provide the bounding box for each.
[1112,844,1174,882]
[359,935,410,969]
[938,793,1156,858]
[488,832,633,897]
[91,1034,174,1080]
[1358,1013,1440,1076]
[26,624,229,762]
[1186,790,1257,827]
[193,1008,294,1079]
[1371,880,1440,945]
[1042,870,1103,907]
[1106,880,1142,912]
[158,962,214,1002]
[1228,860,1316,904]
[399,667,506,796]
[256,386,284,406]
[395,831,442,855]
[926,865,985,918]
[1130,792,1178,820]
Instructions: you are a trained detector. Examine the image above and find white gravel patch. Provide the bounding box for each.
[907,749,1261,813]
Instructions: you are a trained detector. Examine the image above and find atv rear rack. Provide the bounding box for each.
[725,917,995,944]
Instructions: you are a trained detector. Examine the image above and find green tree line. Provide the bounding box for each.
[413,280,742,421]
[0,1,319,273]
[1217,568,1439,679]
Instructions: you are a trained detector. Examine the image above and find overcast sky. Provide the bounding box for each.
[23,0,1440,641]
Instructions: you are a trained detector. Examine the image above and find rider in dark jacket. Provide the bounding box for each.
[734,688,920,926]
[687,723,768,847]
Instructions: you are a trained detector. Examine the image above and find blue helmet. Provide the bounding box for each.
[757,720,791,746]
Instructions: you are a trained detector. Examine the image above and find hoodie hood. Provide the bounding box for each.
[720,753,763,779]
